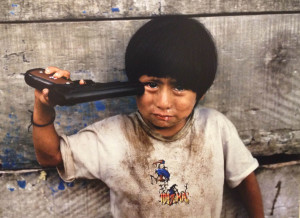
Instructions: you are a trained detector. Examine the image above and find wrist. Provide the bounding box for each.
[30,109,56,127]
[33,97,56,125]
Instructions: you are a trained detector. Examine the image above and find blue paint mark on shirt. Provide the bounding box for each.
[82,10,87,14]
[9,11,15,15]
[58,179,65,190]
[111,7,120,12]
[12,4,18,7]
[94,101,106,111]
[17,180,26,189]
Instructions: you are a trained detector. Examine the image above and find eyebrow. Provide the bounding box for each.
[170,80,180,86]
[143,77,179,86]
[142,77,164,84]
[151,79,164,84]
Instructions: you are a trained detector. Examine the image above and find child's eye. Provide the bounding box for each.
[173,86,185,92]
[144,82,158,88]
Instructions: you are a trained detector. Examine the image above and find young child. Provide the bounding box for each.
[32,16,264,217]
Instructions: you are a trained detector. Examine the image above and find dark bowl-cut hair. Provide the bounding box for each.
[125,15,218,99]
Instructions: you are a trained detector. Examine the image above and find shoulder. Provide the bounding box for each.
[89,112,138,131]
[193,106,228,123]
[193,106,238,133]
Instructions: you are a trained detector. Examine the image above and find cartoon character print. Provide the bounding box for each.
[150,160,170,184]
[150,160,189,206]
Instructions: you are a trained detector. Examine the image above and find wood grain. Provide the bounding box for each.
[0,14,299,166]
[1,0,299,22]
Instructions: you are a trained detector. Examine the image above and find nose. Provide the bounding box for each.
[155,88,172,110]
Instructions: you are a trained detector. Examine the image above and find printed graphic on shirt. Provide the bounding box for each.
[150,160,189,206]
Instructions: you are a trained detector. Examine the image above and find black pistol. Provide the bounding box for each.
[25,68,144,106]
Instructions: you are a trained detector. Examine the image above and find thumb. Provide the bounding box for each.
[40,88,54,107]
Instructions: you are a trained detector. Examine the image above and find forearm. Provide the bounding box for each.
[235,172,264,218]
[33,92,62,167]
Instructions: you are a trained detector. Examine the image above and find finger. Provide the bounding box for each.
[35,89,53,107]
[41,88,57,107]
[42,88,49,98]
[42,89,49,103]
[79,79,86,85]
[45,66,60,74]
[53,70,71,79]
[45,67,71,79]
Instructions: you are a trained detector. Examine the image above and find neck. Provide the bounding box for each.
[147,119,187,138]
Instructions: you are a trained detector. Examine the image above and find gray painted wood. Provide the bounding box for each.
[1,14,299,168]
[222,163,300,217]
[0,163,299,217]
[1,0,299,22]
[0,170,112,217]
[0,1,299,216]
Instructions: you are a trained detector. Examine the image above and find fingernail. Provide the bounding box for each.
[79,79,86,85]
[42,89,48,95]
[45,68,50,74]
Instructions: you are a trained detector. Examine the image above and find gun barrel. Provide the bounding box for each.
[52,82,144,106]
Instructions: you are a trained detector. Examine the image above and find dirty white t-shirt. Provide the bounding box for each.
[58,107,258,218]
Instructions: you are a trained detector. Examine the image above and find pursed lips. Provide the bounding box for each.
[153,113,173,121]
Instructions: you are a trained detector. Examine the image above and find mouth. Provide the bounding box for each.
[153,113,173,121]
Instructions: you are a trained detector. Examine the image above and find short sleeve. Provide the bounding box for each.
[221,116,259,188]
[57,115,129,183]
[57,126,103,182]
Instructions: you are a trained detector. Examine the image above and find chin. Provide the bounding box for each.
[150,120,174,129]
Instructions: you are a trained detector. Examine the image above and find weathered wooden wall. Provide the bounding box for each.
[0,164,299,217]
[0,0,299,217]
[1,0,299,21]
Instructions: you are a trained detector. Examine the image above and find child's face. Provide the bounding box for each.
[137,75,197,137]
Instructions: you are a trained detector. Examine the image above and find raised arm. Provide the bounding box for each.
[235,172,264,218]
[32,67,71,167]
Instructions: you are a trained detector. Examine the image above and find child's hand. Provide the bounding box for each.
[45,66,86,84]
[33,66,69,107]
[45,66,71,80]
[34,66,86,107]
[34,88,53,107]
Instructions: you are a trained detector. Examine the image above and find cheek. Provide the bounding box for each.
[175,96,196,116]
[136,94,153,111]
[177,100,195,112]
